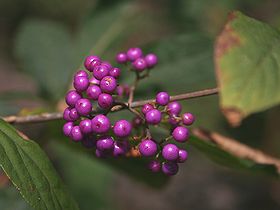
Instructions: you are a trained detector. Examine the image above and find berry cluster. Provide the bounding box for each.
[63,48,195,176]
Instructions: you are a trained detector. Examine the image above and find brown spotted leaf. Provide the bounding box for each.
[215,11,280,126]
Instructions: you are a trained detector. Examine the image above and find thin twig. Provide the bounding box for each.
[2,87,218,124]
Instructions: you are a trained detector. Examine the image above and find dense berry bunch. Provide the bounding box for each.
[63,48,195,176]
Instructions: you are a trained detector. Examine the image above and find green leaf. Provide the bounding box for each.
[215,11,280,126]
[0,119,79,210]
[189,136,279,177]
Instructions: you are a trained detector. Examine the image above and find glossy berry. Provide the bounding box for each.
[86,85,101,100]
[113,120,132,137]
[178,149,188,163]
[65,90,82,107]
[162,144,179,161]
[75,98,92,116]
[162,162,179,176]
[63,122,74,137]
[70,126,83,141]
[96,136,114,151]
[168,114,180,126]
[75,70,88,77]
[102,61,112,70]
[79,119,92,134]
[91,114,111,134]
[73,76,89,92]
[116,52,127,63]
[148,160,161,172]
[167,101,182,115]
[172,126,189,142]
[145,53,158,68]
[127,47,142,61]
[156,92,170,106]
[63,107,72,121]
[113,140,129,157]
[139,139,157,157]
[69,108,80,121]
[142,103,154,115]
[100,76,117,93]
[93,64,109,80]
[81,135,96,148]
[145,109,162,125]
[84,55,100,72]
[98,93,113,109]
[109,67,121,78]
[182,112,195,125]
[132,58,147,71]
[89,76,100,85]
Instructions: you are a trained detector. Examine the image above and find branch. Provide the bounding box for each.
[192,128,280,173]
[2,87,218,124]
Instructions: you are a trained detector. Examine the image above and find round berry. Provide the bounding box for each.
[79,119,92,134]
[145,109,162,125]
[63,107,72,121]
[148,160,161,172]
[89,76,100,85]
[182,112,195,125]
[156,92,170,106]
[127,47,142,61]
[73,76,89,92]
[172,126,189,142]
[132,58,147,71]
[167,101,182,115]
[96,136,114,151]
[93,64,109,80]
[109,67,121,78]
[63,122,74,137]
[178,149,188,163]
[162,144,179,161]
[75,98,92,116]
[75,70,88,77]
[113,140,129,157]
[102,61,112,70]
[142,103,154,115]
[116,52,127,63]
[100,76,117,93]
[139,139,157,157]
[113,120,132,137]
[116,85,124,96]
[145,53,158,68]
[86,85,101,100]
[69,108,79,121]
[70,126,83,141]
[98,93,114,109]
[162,162,179,176]
[65,90,82,107]
[91,114,111,134]
[81,135,96,148]
[168,114,180,126]
[84,55,100,72]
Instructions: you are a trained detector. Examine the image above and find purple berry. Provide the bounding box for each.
[81,135,96,148]
[145,53,158,68]
[96,136,114,151]
[113,120,132,137]
[86,85,101,100]
[79,119,92,134]
[172,126,189,142]
[102,61,112,70]
[75,70,88,77]
[73,76,89,92]
[93,64,109,80]
[178,149,188,163]
[167,101,182,115]
[63,107,73,121]
[109,67,121,78]
[116,52,127,63]
[75,98,92,116]
[98,93,114,109]
[70,126,83,142]
[156,92,170,106]
[91,114,111,134]
[148,160,161,172]
[145,109,162,125]
[95,149,107,158]
[84,55,100,72]
[89,76,100,85]
[168,114,180,126]
[113,140,129,157]
[142,103,154,115]
[139,139,157,157]
[132,58,147,71]
[116,85,124,96]
[100,76,117,93]
[63,122,74,137]
[69,108,80,121]
[162,144,179,161]
[127,48,142,61]
[182,112,195,125]
[65,90,82,107]
[162,162,179,176]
